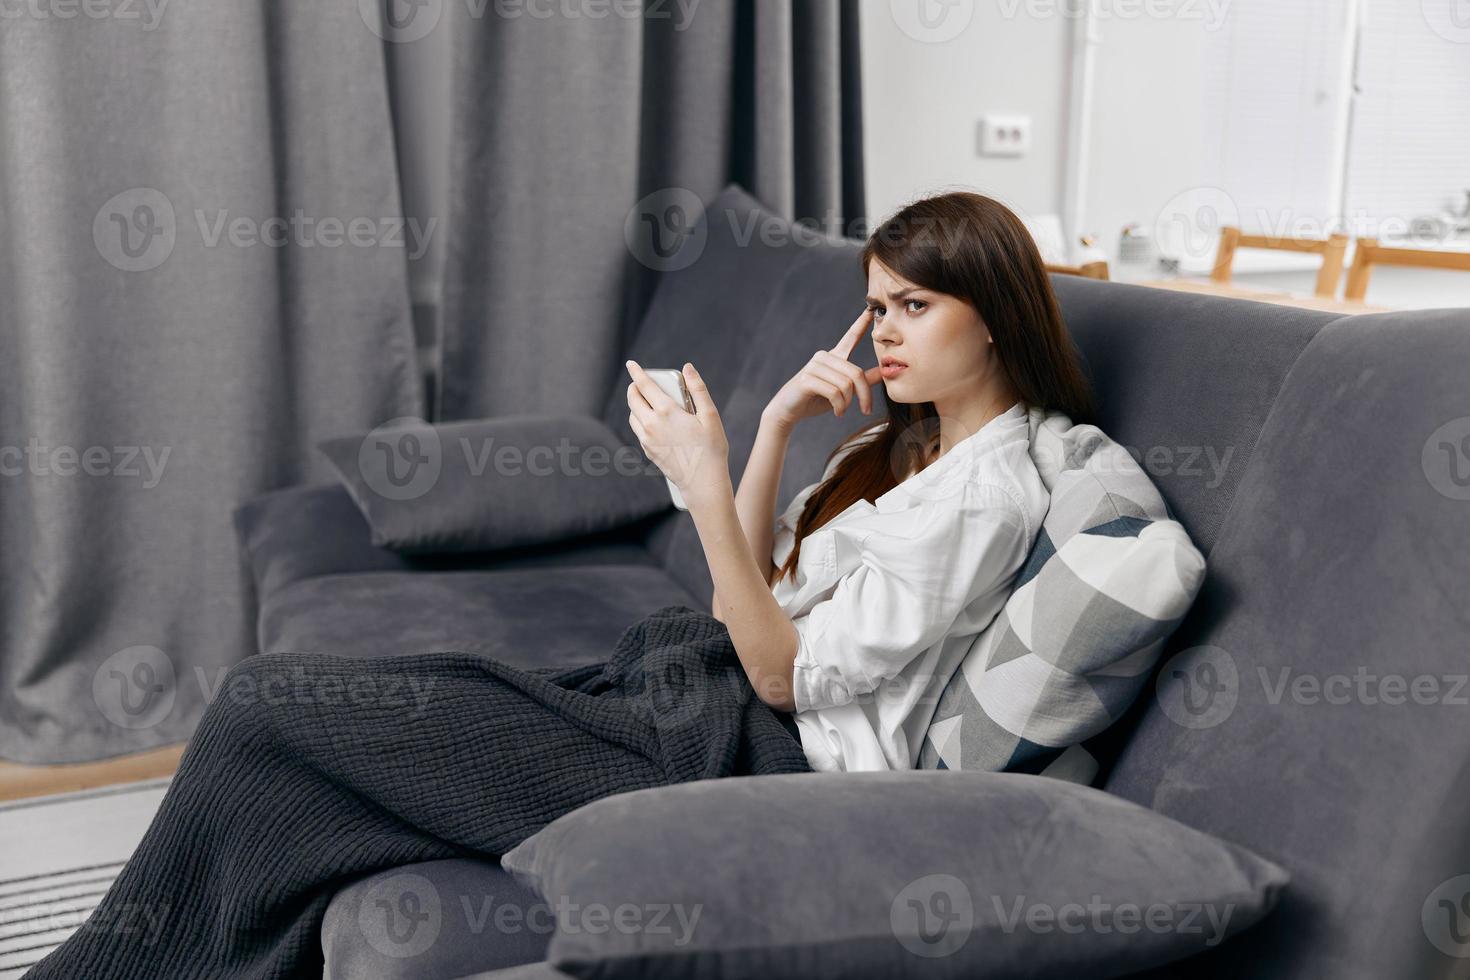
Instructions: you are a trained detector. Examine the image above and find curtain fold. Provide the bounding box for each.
[0,3,424,763]
[438,0,866,421]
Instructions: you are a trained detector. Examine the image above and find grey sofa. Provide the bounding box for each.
[234,184,1470,979]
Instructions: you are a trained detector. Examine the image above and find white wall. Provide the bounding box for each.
[859,2,1071,230]
[859,1,1470,310]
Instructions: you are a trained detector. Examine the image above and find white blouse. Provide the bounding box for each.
[770,400,1049,772]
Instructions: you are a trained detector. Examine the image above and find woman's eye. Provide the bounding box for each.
[906,299,926,313]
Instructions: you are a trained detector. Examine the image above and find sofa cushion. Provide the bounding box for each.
[321,858,550,980]
[318,414,673,555]
[236,482,670,617]
[1105,309,1470,980]
[918,406,1207,781]
[258,564,701,667]
[501,770,1288,980]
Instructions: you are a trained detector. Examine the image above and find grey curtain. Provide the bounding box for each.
[437,0,866,419]
[0,5,424,762]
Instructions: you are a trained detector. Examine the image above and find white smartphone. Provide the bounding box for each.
[644,368,697,511]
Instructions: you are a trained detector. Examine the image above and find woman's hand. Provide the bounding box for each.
[625,360,731,507]
[763,307,884,428]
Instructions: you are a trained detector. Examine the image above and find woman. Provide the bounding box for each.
[25,190,1094,979]
[626,190,1092,775]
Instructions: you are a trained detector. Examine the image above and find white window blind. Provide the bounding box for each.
[1345,0,1470,237]
[1197,0,1353,237]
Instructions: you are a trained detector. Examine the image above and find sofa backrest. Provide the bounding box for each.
[1105,307,1470,980]
[614,182,1338,606]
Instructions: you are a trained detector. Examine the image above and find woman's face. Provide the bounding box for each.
[864,258,998,407]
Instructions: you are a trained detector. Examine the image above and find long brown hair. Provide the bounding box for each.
[773,190,1094,586]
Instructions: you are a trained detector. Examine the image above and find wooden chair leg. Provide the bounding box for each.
[1344,238,1376,301]
[1211,226,1240,284]
[1316,233,1349,298]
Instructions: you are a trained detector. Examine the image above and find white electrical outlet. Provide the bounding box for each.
[978,115,1031,157]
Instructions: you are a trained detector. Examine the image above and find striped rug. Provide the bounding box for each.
[0,778,170,978]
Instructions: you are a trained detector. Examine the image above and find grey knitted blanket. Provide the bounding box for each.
[23,604,811,979]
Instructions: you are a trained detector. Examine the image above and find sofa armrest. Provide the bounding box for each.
[234,482,414,601]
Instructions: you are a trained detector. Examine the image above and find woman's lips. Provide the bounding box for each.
[880,362,908,379]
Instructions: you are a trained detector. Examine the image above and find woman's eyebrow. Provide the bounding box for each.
[865,287,920,305]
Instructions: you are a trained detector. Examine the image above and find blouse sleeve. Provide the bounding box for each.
[790,481,1032,713]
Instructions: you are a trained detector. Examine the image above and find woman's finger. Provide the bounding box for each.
[814,350,873,413]
[806,362,859,415]
[681,363,717,419]
[829,306,875,361]
[627,379,653,415]
[625,359,677,413]
[802,372,847,416]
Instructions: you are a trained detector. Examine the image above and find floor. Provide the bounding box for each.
[0,779,171,977]
[0,743,186,804]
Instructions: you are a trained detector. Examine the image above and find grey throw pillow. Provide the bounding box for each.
[501,771,1287,980]
[318,414,672,554]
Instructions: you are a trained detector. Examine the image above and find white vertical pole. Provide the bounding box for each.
[1061,0,1100,264]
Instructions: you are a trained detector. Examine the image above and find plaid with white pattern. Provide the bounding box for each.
[917,407,1207,784]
